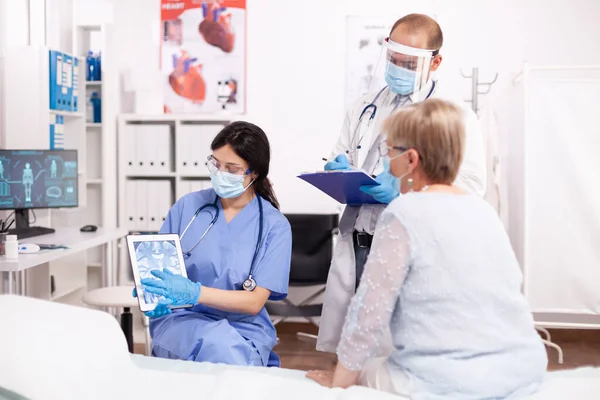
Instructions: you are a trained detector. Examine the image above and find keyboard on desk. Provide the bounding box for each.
[8,226,56,240]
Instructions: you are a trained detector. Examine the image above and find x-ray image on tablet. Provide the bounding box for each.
[126,234,189,312]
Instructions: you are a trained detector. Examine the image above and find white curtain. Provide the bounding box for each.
[524,67,600,315]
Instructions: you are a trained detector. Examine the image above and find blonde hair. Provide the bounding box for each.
[383,98,465,185]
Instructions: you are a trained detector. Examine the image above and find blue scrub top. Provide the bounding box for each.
[151,188,292,366]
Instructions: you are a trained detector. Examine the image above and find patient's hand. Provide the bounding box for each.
[306,370,333,387]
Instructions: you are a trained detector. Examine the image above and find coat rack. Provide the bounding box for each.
[461,67,498,114]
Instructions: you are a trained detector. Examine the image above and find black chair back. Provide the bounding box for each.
[284,214,339,285]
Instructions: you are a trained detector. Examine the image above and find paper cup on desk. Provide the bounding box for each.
[0,232,6,256]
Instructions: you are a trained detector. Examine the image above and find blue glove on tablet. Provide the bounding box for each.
[132,287,173,318]
[141,268,202,307]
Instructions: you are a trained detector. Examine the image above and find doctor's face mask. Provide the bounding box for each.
[368,37,437,100]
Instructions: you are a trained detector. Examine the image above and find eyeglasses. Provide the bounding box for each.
[378,141,408,157]
[206,155,251,176]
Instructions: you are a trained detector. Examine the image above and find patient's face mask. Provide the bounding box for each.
[210,170,254,199]
[380,142,408,177]
[383,150,413,194]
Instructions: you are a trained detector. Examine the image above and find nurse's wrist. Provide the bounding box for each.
[192,282,202,304]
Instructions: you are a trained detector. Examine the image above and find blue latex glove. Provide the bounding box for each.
[359,170,400,204]
[141,268,202,307]
[132,287,172,318]
[324,154,351,171]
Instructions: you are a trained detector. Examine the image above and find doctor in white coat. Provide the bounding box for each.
[317,13,488,353]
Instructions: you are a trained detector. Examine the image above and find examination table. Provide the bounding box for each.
[0,295,599,400]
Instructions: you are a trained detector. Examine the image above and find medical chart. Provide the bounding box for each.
[160,0,246,114]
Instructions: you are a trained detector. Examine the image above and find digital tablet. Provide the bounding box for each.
[126,234,191,312]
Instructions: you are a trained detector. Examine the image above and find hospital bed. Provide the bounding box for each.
[0,295,599,400]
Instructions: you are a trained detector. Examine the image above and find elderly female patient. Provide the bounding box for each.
[307,99,547,399]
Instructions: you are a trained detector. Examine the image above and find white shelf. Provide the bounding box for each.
[74,23,119,292]
[50,109,85,118]
[180,174,210,179]
[51,284,86,301]
[77,25,102,31]
[120,113,236,123]
[126,172,176,178]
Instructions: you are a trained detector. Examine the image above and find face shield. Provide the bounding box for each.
[368,37,437,102]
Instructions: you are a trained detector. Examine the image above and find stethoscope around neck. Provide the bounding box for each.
[179,195,264,292]
[347,82,437,161]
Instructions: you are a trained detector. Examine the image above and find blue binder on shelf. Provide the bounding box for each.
[57,52,65,110]
[49,114,57,149]
[50,115,65,150]
[63,54,73,111]
[57,52,66,110]
[48,50,60,110]
[72,57,79,112]
[298,170,382,205]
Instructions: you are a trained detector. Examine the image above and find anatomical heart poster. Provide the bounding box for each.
[160,0,246,114]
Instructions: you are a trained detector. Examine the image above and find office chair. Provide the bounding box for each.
[266,213,339,340]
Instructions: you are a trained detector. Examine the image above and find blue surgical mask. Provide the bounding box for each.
[385,62,416,95]
[384,154,411,194]
[210,170,252,198]
[383,156,392,174]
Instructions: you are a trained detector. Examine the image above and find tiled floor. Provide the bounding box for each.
[135,323,600,372]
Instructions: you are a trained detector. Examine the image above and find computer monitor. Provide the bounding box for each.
[0,149,78,238]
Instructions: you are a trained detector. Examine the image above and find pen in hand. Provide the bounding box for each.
[319,158,374,178]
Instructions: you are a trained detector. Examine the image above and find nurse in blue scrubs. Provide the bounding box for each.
[137,121,292,367]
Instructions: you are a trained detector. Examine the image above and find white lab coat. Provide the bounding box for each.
[316,81,488,353]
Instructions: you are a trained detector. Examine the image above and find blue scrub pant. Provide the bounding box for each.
[150,313,264,366]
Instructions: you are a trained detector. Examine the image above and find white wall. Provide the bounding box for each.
[65,0,600,316]
[70,0,600,216]
[46,0,74,53]
[0,0,30,221]
[0,0,29,54]
[5,0,600,215]
[0,0,590,327]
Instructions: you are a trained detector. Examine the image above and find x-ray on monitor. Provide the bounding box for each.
[0,149,78,238]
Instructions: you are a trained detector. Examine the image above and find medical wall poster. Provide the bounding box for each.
[160,0,246,114]
[345,16,394,110]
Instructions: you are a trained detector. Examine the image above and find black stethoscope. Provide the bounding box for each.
[179,195,264,292]
[348,82,437,162]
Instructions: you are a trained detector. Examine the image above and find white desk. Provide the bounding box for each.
[0,227,127,295]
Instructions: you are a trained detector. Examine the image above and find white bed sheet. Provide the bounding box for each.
[2,294,599,400]
[131,353,308,380]
[0,295,397,400]
[132,354,600,399]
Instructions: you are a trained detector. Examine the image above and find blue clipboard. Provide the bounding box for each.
[298,170,382,205]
